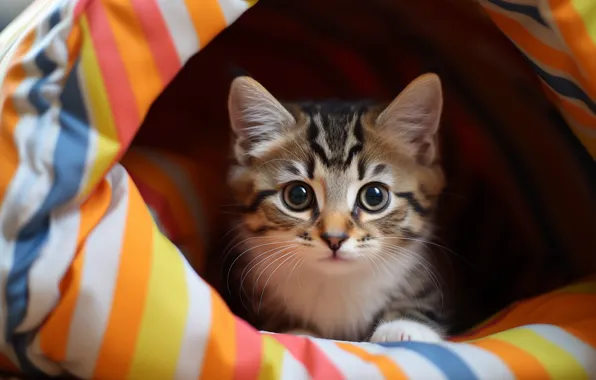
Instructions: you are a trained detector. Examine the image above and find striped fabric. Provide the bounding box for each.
[0,0,594,379]
[479,0,596,158]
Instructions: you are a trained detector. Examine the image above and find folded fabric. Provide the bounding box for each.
[0,0,594,379]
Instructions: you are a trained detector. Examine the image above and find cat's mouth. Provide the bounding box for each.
[319,251,352,263]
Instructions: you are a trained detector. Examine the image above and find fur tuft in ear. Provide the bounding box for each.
[228,77,295,163]
[376,74,443,165]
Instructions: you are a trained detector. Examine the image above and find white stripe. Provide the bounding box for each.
[17,205,80,332]
[0,0,62,81]
[528,324,596,375]
[313,339,384,380]
[63,167,129,378]
[280,350,311,380]
[439,342,514,380]
[174,263,213,379]
[155,0,199,63]
[357,343,447,380]
[217,0,250,25]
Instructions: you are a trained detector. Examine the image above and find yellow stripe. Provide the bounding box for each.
[258,336,286,380]
[556,280,596,294]
[79,17,120,198]
[571,0,596,46]
[492,328,588,380]
[127,224,189,379]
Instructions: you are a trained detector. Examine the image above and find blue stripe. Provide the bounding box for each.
[379,342,478,380]
[486,0,548,26]
[525,59,596,115]
[6,9,91,372]
[5,27,59,340]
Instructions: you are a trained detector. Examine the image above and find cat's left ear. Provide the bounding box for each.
[228,76,295,163]
[376,74,443,165]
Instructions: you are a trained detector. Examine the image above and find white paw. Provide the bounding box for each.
[370,319,443,343]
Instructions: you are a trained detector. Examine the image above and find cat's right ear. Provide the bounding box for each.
[376,74,443,165]
[228,77,295,163]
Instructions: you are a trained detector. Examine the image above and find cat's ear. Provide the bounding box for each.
[228,76,295,162]
[376,74,443,165]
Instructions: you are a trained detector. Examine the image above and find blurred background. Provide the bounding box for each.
[0,0,32,31]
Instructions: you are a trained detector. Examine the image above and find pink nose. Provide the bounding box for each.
[320,232,348,251]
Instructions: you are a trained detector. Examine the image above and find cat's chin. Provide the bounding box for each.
[305,255,362,275]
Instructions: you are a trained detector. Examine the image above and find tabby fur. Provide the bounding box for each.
[223,74,447,342]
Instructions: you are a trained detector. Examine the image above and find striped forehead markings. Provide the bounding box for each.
[305,107,366,172]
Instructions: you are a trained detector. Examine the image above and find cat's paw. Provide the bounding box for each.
[370,319,442,343]
[283,329,320,338]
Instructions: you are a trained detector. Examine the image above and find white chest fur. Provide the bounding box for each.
[255,259,413,341]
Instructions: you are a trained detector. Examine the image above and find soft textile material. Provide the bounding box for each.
[0,0,594,379]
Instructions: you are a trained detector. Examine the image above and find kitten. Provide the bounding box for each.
[224,74,447,342]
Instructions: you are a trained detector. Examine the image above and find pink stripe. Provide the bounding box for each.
[273,335,344,380]
[129,0,181,83]
[233,319,262,380]
[85,1,140,149]
[73,0,92,17]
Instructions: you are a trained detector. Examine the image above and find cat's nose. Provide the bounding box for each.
[321,232,348,251]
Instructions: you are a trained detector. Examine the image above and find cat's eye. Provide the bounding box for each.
[358,183,390,212]
[282,182,314,211]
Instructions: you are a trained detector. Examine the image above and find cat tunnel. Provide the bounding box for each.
[0,0,595,378]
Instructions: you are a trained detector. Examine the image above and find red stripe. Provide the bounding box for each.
[74,0,92,17]
[233,319,263,380]
[129,0,181,83]
[273,334,344,379]
[130,176,180,241]
[85,1,140,148]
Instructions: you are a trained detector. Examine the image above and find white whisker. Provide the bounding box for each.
[258,248,303,314]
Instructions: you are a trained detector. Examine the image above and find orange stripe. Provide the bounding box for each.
[93,178,154,379]
[0,32,35,206]
[66,24,82,69]
[484,6,596,99]
[199,292,236,380]
[554,92,596,127]
[38,179,113,361]
[471,338,551,378]
[122,153,199,244]
[549,0,596,80]
[102,0,163,119]
[335,342,407,379]
[184,0,227,47]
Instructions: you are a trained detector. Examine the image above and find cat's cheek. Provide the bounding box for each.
[370,319,443,343]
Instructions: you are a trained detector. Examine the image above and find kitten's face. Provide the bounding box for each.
[227,75,445,274]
